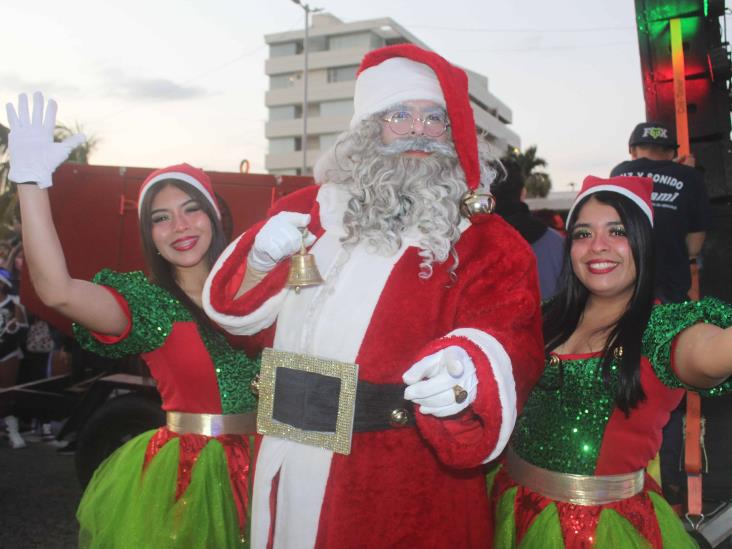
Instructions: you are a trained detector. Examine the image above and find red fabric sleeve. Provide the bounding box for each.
[88,286,133,344]
[413,220,545,467]
[208,185,323,318]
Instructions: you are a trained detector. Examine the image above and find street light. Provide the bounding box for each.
[290,0,322,175]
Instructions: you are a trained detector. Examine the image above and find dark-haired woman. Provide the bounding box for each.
[7,92,258,548]
[491,175,732,548]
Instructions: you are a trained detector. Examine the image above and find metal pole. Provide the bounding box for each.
[670,18,690,159]
[302,6,309,175]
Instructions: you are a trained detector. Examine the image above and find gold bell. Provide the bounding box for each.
[286,230,324,293]
[460,189,496,219]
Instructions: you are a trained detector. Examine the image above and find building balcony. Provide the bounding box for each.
[266,81,356,107]
[266,116,352,139]
[266,47,370,76]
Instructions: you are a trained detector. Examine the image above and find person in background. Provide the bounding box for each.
[0,267,28,449]
[493,159,564,299]
[610,121,710,303]
[491,175,732,548]
[7,92,259,548]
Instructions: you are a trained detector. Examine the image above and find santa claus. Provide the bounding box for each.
[203,44,543,548]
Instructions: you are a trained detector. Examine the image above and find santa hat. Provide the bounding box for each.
[566,175,654,229]
[352,44,481,191]
[138,163,221,219]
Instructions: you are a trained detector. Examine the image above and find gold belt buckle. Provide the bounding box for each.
[256,348,359,455]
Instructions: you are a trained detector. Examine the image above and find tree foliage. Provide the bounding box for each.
[501,145,553,198]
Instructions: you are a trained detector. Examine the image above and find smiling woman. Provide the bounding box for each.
[7,92,259,548]
[490,174,732,548]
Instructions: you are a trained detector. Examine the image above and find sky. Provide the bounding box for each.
[1,0,722,192]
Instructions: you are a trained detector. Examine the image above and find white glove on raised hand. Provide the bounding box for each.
[5,92,85,189]
[403,345,478,418]
[247,211,316,272]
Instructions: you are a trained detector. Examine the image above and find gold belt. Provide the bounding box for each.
[166,411,257,436]
[506,447,644,505]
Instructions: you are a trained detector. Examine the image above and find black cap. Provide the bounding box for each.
[628,122,678,149]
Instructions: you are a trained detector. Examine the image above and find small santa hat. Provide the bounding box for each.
[138,163,221,219]
[566,175,654,229]
[352,44,481,191]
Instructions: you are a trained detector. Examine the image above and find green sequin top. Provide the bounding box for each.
[73,269,259,415]
[513,297,732,475]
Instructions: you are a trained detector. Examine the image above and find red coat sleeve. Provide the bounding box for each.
[412,218,545,467]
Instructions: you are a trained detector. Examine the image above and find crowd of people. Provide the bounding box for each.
[4,42,731,548]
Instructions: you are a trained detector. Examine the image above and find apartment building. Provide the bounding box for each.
[264,13,520,175]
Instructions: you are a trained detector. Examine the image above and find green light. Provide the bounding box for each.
[704,0,709,17]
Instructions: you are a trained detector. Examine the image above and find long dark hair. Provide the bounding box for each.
[138,179,226,327]
[543,191,655,413]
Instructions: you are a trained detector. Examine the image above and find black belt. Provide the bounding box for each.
[271,367,414,432]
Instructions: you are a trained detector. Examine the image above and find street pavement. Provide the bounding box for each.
[0,434,81,548]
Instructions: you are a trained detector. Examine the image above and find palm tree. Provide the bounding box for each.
[0,121,98,246]
[502,145,553,198]
[55,122,99,164]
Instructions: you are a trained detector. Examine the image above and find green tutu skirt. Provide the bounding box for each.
[490,466,698,549]
[77,428,251,549]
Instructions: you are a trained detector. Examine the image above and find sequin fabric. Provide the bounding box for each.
[643,297,732,396]
[512,354,618,475]
[73,269,259,414]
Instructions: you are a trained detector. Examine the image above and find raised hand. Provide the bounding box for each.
[5,92,85,188]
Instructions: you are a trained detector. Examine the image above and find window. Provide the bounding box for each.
[320,100,353,118]
[319,133,340,150]
[270,41,302,57]
[270,74,298,90]
[269,137,296,154]
[269,105,302,121]
[326,65,358,83]
[328,32,373,50]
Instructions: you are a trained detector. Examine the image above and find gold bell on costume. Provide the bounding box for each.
[460,189,496,219]
[286,230,324,293]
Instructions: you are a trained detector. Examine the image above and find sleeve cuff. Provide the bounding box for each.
[203,232,289,335]
[411,328,516,467]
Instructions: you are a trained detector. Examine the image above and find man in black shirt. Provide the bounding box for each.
[610,121,710,303]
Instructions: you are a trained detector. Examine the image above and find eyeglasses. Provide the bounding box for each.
[382,109,450,137]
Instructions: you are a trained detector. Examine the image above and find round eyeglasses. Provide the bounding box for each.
[382,110,450,137]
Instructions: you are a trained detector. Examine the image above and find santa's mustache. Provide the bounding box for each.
[377,137,456,158]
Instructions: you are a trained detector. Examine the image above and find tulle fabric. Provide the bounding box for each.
[491,467,699,548]
[77,430,247,548]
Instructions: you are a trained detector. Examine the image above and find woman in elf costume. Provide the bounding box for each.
[492,175,732,548]
[6,92,258,548]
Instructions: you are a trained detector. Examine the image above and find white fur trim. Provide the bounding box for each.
[350,57,445,129]
[202,234,286,335]
[447,327,516,463]
[251,439,333,549]
[566,184,653,229]
[138,171,221,219]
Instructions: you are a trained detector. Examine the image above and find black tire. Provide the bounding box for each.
[74,393,164,488]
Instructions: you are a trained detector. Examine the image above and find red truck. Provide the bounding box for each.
[8,162,311,485]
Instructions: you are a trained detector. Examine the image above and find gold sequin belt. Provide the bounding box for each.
[505,447,644,505]
[166,411,257,436]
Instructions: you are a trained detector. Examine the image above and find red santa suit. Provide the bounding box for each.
[203,44,544,548]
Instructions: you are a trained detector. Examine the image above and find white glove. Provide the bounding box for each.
[403,345,478,418]
[5,92,85,188]
[247,211,316,272]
